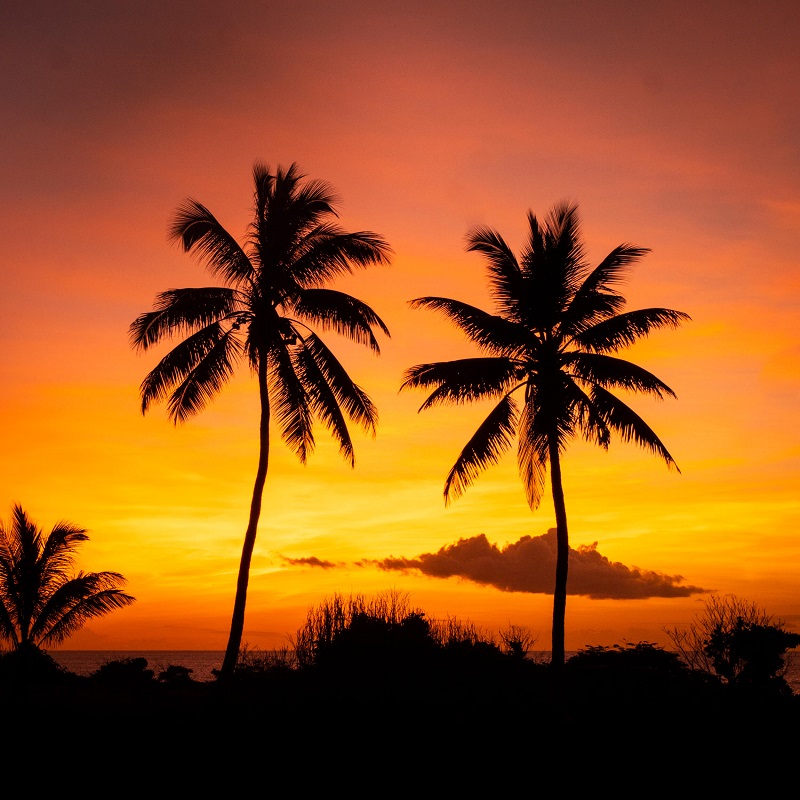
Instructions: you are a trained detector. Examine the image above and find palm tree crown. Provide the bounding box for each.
[130,162,392,460]
[0,504,135,650]
[401,202,689,667]
[129,162,392,677]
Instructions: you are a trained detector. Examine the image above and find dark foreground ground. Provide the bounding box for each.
[1,648,797,789]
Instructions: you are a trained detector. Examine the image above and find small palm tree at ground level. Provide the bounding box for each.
[0,504,135,653]
[401,202,689,670]
[130,162,392,679]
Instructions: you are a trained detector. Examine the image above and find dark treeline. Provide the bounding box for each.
[1,591,797,786]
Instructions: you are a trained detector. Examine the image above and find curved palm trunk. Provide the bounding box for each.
[220,358,270,679]
[549,437,569,671]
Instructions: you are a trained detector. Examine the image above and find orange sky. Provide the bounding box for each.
[2,1,799,652]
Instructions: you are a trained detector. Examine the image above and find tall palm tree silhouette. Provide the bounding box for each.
[0,504,135,651]
[130,163,392,678]
[401,202,689,669]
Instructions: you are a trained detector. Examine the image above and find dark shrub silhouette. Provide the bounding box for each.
[562,640,723,735]
[292,589,541,714]
[706,619,800,695]
[567,641,691,671]
[91,656,155,689]
[314,610,437,673]
[0,641,72,684]
[294,589,423,667]
[158,663,195,685]
[666,594,800,694]
[296,591,437,673]
[565,641,708,691]
[499,623,538,660]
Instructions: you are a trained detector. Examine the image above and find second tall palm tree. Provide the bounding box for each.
[130,163,392,678]
[401,202,689,669]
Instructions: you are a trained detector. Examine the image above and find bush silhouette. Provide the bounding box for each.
[157,664,195,685]
[91,656,155,689]
[567,641,691,672]
[706,619,800,695]
[666,594,800,694]
[0,642,73,685]
[311,610,439,680]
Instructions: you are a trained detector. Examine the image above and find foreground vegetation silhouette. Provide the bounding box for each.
[1,592,797,777]
[129,163,392,679]
[401,203,690,669]
[0,504,134,666]
[666,593,800,694]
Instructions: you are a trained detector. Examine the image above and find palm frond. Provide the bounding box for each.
[444,395,519,504]
[408,297,528,353]
[545,202,582,249]
[164,331,241,423]
[269,342,314,464]
[590,385,680,470]
[401,357,520,409]
[37,521,89,591]
[293,288,390,354]
[139,323,239,416]
[301,334,378,433]
[559,377,612,449]
[575,243,649,295]
[0,507,47,628]
[559,243,648,336]
[516,396,550,509]
[252,162,275,226]
[541,201,587,291]
[170,201,253,285]
[566,351,678,398]
[574,308,691,352]
[465,227,524,320]
[289,178,341,232]
[290,225,392,285]
[0,596,17,644]
[515,205,587,331]
[128,287,240,351]
[34,572,135,647]
[252,165,342,268]
[294,344,355,466]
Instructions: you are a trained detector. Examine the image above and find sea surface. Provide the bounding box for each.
[51,649,800,692]
[52,650,227,682]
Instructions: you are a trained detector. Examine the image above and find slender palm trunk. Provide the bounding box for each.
[549,437,569,670]
[220,358,270,679]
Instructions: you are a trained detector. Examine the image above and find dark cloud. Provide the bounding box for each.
[280,555,340,570]
[364,530,709,600]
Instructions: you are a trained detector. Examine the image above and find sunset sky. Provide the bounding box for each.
[2,1,799,652]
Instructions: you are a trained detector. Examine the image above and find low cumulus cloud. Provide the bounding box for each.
[361,530,709,600]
